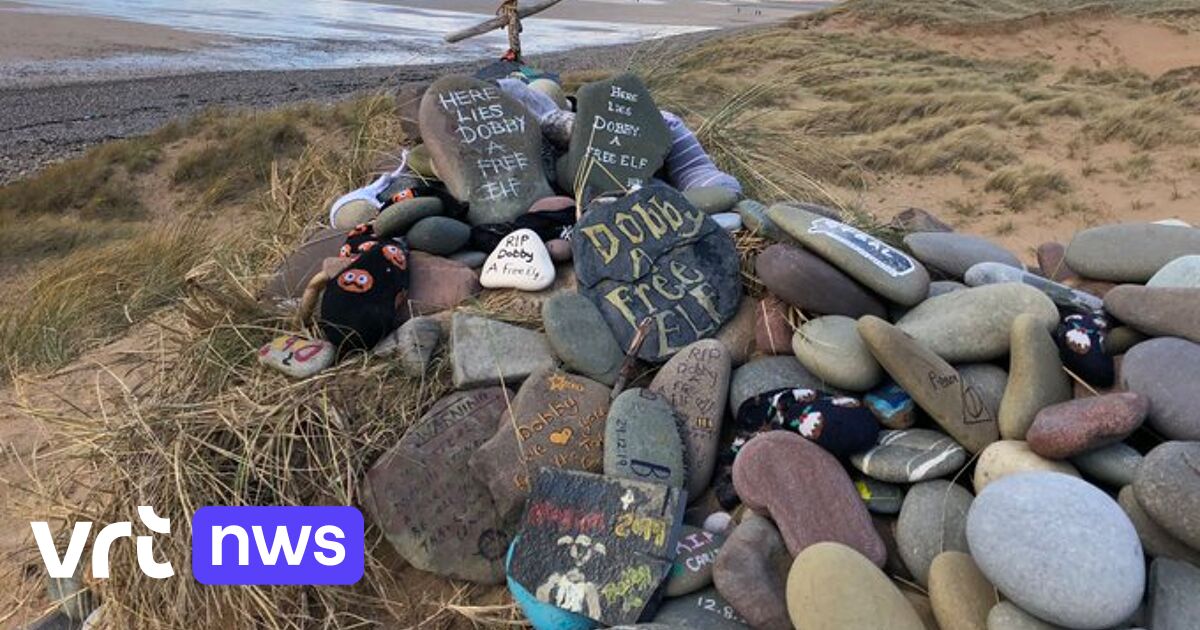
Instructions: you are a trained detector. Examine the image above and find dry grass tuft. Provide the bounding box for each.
[985,163,1072,210]
[1085,100,1200,149]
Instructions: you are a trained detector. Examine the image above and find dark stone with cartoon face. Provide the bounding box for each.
[573,185,742,362]
[508,469,685,626]
[418,75,553,225]
[664,526,724,597]
[361,387,513,584]
[1055,311,1115,387]
[564,73,671,200]
[652,587,750,629]
[604,388,688,489]
[469,368,611,525]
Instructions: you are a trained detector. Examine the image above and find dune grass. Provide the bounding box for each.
[986,163,1073,209]
[827,0,1200,27]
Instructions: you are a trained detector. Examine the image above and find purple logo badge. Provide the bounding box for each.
[192,506,363,585]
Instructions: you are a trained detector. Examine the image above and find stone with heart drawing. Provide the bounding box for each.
[257,334,335,378]
[480,228,556,291]
[469,368,611,525]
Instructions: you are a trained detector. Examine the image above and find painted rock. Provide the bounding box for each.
[419,76,553,225]
[858,316,999,453]
[1055,311,1115,387]
[1122,337,1200,440]
[406,216,470,255]
[929,551,998,630]
[973,440,1079,494]
[543,292,623,385]
[1000,313,1072,440]
[362,387,513,583]
[1026,393,1147,460]
[649,339,732,498]
[733,431,886,564]
[966,472,1145,629]
[572,184,742,362]
[1118,486,1200,566]
[1148,557,1200,630]
[469,368,610,523]
[965,261,1104,313]
[713,511,792,630]
[904,232,1022,279]
[507,469,685,626]
[754,243,887,318]
[729,356,825,415]
[481,229,556,292]
[855,475,906,515]
[896,480,974,586]
[768,205,930,306]
[564,74,671,198]
[895,283,1059,363]
[731,387,880,459]
[604,388,687,488]
[786,542,926,630]
[257,334,335,378]
[653,587,749,629]
[850,429,967,483]
[1148,255,1200,288]
[450,313,556,389]
[371,316,441,376]
[507,538,598,630]
[1065,222,1200,282]
[1105,285,1200,343]
[792,315,883,392]
[754,294,792,355]
[864,381,917,430]
[1071,442,1142,488]
[664,526,724,597]
[1133,441,1200,552]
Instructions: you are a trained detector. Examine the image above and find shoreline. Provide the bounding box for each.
[0,29,730,184]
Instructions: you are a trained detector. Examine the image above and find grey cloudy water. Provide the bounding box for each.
[8,0,708,79]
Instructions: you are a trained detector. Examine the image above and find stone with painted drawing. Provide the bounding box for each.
[507,469,684,626]
[257,334,335,378]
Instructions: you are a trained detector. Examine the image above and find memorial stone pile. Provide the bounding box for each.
[254,63,1200,630]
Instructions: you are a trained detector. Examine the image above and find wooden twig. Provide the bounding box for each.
[444,0,566,43]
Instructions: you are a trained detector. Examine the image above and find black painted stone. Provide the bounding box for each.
[572,184,743,362]
[508,469,685,626]
[565,73,671,200]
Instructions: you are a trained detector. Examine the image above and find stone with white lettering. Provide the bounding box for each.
[573,184,743,362]
[653,587,750,629]
[419,75,553,225]
[508,469,685,626]
[469,368,610,525]
[480,228,556,291]
[565,74,671,200]
[361,387,513,584]
[665,526,725,596]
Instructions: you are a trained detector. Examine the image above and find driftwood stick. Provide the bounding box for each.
[444,0,567,43]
